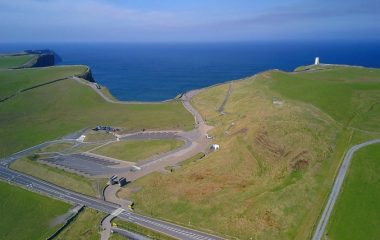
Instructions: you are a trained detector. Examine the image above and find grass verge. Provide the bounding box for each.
[10,156,107,197]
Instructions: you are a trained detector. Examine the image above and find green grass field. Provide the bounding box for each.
[326,143,380,240]
[0,67,193,158]
[0,54,36,69]
[55,208,105,240]
[0,181,71,240]
[92,139,185,162]
[119,66,380,239]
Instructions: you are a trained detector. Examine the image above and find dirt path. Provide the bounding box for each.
[218,82,233,114]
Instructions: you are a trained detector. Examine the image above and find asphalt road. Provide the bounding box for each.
[312,138,380,240]
[0,165,223,240]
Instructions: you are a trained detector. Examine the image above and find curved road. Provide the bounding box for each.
[312,138,380,240]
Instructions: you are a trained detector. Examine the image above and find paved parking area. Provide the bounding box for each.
[41,153,131,177]
[35,132,188,177]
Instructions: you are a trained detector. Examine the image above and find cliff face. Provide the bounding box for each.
[17,49,95,83]
[31,53,55,67]
[25,49,62,64]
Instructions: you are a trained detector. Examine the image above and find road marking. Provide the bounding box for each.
[111,208,125,217]
[129,215,213,240]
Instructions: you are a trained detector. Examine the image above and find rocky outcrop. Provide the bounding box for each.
[24,49,62,64]
[30,53,55,67]
[76,67,95,82]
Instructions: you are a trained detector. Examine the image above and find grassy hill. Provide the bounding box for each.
[0,65,193,157]
[0,65,88,100]
[0,181,71,240]
[266,67,380,131]
[119,66,380,239]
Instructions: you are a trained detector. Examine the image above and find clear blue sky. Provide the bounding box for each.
[1,0,379,42]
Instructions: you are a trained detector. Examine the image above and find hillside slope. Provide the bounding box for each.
[120,66,380,239]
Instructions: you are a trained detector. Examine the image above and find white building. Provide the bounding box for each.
[315,57,320,65]
[210,144,220,151]
[77,135,86,142]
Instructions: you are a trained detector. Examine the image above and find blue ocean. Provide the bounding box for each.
[1,41,380,101]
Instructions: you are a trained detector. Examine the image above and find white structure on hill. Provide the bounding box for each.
[315,57,320,65]
[210,144,220,151]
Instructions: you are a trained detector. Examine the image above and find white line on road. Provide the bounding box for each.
[111,207,125,217]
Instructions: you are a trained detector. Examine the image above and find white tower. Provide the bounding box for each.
[315,57,320,65]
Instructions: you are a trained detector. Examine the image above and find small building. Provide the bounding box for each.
[315,57,320,65]
[210,144,220,151]
[118,177,127,187]
[109,175,118,185]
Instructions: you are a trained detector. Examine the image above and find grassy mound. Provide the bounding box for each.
[0,181,71,240]
[92,139,185,162]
